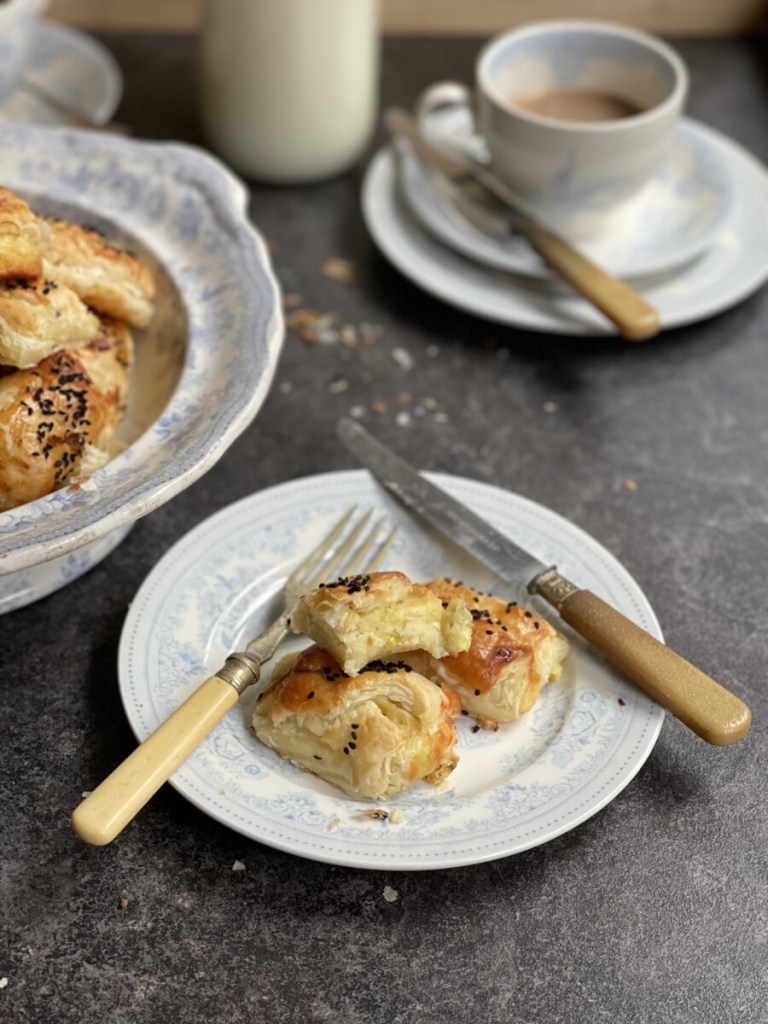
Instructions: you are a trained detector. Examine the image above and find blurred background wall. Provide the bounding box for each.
[46,0,768,35]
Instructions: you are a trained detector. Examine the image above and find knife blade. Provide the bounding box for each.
[338,417,752,746]
[384,106,660,342]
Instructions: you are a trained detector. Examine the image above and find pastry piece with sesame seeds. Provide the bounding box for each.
[291,569,472,676]
[402,578,569,729]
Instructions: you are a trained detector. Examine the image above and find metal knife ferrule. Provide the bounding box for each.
[528,567,581,610]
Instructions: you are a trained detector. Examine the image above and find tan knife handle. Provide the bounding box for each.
[521,220,660,342]
[71,674,241,846]
[532,570,751,745]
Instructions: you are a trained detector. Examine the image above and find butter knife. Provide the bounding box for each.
[385,107,660,342]
[338,417,751,746]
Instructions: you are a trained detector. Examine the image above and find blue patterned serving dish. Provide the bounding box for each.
[0,124,283,612]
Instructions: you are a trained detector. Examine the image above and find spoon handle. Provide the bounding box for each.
[385,105,660,342]
[521,219,660,341]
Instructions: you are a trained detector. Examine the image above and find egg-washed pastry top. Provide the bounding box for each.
[0,278,101,369]
[403,578,570,728]
[252,644,460,800]
[0,316,133,511]
[0,186,48,282]
[290,569,473,676]
[43,217,156,329]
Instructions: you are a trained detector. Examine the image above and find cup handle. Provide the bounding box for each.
[415,81,483,160]
[415,81,473,124]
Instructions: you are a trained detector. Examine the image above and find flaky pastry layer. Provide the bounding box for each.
[252,644,459,799]
[403,578,569,727]
[291,570,472,676]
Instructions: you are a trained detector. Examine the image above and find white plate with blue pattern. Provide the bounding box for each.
[119,470,664,870]
[364,119,768,335]
[401,117,733,280]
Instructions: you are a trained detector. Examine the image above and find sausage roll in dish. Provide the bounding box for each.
[0,186,49,282]
[43,218,156,329]
[403,578,569,729]
[251,644,460,799]
[290,570,473,677]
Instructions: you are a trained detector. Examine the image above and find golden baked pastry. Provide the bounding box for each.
[77,315,133,412]
[0,278,101,369]
[403,578,569,728]
[290,569,473,676]
[0,320,132,511]
[0,187,48,282]
[43,218,156,329]
[252,644,460,800]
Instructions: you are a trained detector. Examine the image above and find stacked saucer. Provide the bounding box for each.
[362,109,768,336]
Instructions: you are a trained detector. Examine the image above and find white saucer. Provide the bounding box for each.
[401,117,733,280]
[362,119,768,336]
[0,21,122,126]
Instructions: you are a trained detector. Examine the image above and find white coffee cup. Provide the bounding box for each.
[200,0,380,184]
[417,20,688,237]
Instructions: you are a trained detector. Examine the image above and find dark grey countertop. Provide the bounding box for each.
[2,32,768,1024]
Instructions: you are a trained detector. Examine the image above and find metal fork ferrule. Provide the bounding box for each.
[217,651,263,696]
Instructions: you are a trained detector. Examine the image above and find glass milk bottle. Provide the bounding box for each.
[200,0,380,183]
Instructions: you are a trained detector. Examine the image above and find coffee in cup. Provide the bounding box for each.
[509,87,643,122]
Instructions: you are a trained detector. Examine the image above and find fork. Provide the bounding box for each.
[71,508,397,846]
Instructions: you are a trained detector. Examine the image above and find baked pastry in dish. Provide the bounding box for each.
[0,278,101,369]
[76,315,133,410]
[290,570,473,676]
[403,578,569,728]
[0,186,48,282]
[43,218,156,329]
[0,316,133,511]
[252,644,460,799]
[0,183,156,508]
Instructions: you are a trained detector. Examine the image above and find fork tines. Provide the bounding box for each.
[299,507,398,591]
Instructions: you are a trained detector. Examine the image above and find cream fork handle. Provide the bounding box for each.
[520,219,660,341]
[71,674,240,846]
